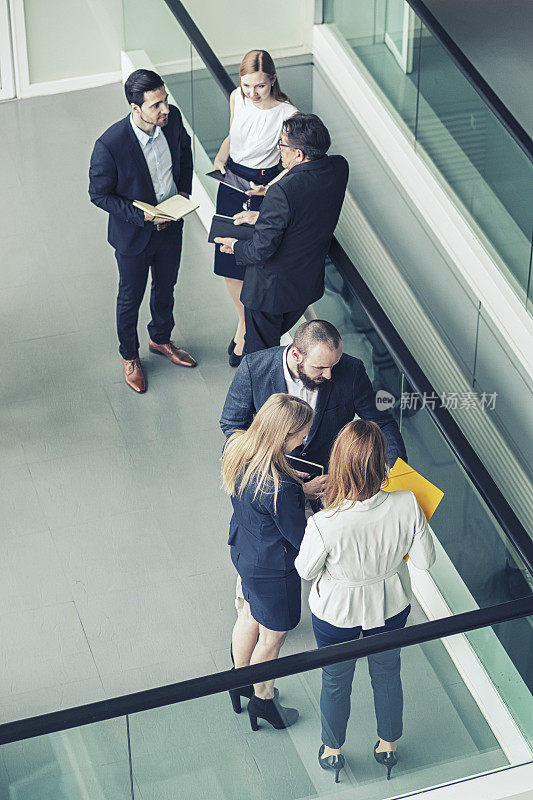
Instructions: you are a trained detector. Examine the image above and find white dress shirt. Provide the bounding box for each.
[283,346,319,412]
[295,489,435,629]
[130,115,177,203]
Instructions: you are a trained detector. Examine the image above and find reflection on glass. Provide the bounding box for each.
[127,618,533,797]
[0,717,132,799]
[323,0,533,305]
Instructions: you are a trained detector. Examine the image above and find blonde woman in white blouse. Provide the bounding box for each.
[295,420,435,784]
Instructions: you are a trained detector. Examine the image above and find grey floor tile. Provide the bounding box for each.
[0,231,51,290]
[51,509,178,600]
[0,677,106,724]
[9,387,125,462]
[101,652,218,699]
[74,579,212,677]
[0,530,72,614]
[29,446,150,529]
[0,602,99,696]
[0,406,26,467]
[0,463,48,538]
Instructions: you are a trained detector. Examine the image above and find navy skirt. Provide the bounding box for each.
[214,158,281,280]
[231,546,301,632]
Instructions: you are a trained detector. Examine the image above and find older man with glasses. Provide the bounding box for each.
[215,113,349,353]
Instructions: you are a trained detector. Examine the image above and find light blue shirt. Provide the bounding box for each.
[130,115,177,203]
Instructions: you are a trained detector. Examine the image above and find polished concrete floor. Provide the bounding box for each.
[0,83,511,798]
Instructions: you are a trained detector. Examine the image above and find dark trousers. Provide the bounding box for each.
[312,605,410,748]
[115,223,183,360]
[244,307,307,354]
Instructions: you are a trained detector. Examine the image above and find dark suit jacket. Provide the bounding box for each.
[88,105,193,256]
[233,155,349,313]
[220,346,407,470]
[229,474,306,572]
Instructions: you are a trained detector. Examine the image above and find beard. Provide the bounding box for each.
[296,362,328,390]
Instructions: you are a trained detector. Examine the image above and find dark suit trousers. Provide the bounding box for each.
[244,307,307,354]
[115,223,183,360]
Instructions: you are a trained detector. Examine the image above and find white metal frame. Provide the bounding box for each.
[384,0,416,73]
[0,0,15,99]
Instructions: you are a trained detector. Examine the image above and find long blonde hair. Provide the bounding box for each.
[324,420,389,512]
[222,393,313,510]
[239,49,291,103]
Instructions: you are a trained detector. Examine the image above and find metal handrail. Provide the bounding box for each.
[0,596,531,745]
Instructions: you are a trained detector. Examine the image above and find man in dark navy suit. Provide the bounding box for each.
[215,114,349,354]
[220,320,406,499]
[89,69,196,392]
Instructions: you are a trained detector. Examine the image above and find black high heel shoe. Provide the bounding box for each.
[318,744,345,783]
[228,339,237,355]
[247,693,298,731]
[229,350,243,368]
[374,741,398,780]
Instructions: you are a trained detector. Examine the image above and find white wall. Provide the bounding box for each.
[20,0,123,88]
[13,0,315,97]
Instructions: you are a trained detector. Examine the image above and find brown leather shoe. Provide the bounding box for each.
[148,340,197,367]
[122,357,146,392]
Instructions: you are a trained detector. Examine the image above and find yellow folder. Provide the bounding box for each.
[383,458,444,521]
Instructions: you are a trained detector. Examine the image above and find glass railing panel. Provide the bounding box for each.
[415,20,533,303]
[0,717,133,799]
[128,617,532,797]
[323,0,533,308]
[325,0,421,138]
[313,262,533,685]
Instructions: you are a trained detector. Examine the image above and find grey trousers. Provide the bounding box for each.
[319,648,403,748]
[312,606,409,749]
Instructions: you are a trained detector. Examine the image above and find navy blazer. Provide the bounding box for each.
[220,346,407,470]
[229,474,307,572]
[89,105,193,256]
[233,155,349,313]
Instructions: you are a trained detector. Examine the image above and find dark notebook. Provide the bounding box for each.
[208,214,255,244]
[287,455,324,481]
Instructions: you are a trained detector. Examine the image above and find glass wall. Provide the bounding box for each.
[1,615,531,798]
[324,0,533,309]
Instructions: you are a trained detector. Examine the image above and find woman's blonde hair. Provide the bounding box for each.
[239,49,291,103]
[324,420,389,512]
[221,393,313,510]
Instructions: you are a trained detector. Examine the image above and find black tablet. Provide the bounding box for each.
[287,455,324,481]
[206,168,252,195]
[208,214,255,243]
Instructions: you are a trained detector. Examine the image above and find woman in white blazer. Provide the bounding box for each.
[295,420,435,783]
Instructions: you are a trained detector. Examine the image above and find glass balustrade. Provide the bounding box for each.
[324,0,533,309]
[1,613,530,799]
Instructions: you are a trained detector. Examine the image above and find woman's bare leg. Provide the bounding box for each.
[231,600,259,668]
[250,625,288,699]
[224,277,245,355]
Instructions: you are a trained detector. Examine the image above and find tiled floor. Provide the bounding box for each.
[0,82,247,720]
[0,80,514,798]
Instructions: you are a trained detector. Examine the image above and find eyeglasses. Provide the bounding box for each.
[276,138,296,150]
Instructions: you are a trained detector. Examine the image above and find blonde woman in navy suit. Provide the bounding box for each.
[222,393,313,731]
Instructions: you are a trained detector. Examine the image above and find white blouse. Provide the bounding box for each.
[295,490,435,629]
[229,90,298,169]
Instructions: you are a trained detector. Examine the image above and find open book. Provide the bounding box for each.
[133,194,199,221]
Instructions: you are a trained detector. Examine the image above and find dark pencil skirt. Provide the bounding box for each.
[214,158,281,280]
[231,546,301,632]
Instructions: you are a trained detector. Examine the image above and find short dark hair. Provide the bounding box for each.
[124,69,164,107]
[283,113,331,160]
[293,320,341,355]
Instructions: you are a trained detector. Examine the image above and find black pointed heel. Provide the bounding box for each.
[247,694,298,731]
[374,741,398,780]
[227,339,236,355]
[229,350,243,367]
[318,744,345,783]
[228,643,253,713]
